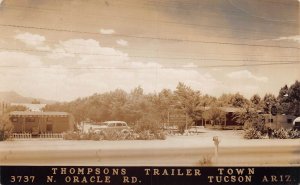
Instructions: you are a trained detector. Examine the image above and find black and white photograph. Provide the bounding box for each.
[0,0,299,182]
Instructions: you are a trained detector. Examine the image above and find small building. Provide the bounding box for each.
[9,111,74,135]
[262,114,296,129]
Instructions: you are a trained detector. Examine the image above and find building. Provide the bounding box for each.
[9,111,74,135]
[262,114,296,129]
[167,107,244,130]
[202,107,244,129]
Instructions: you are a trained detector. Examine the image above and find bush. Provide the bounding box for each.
[272,128,289,139]
[154,131,167,140]
[103,130,126,140]
[135,130,155,140]
[0,130,5,141]
[199,155,213,166]
[0,121,13,141]
[63,125,166,141]
[63,132,81,140]
[288,129,300,139]
[244,128,263,139]
[134,118,161,133]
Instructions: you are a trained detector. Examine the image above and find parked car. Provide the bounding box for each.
[93,121,132,134]
[293,117,300,130]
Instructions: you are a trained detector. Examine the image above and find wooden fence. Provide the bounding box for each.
[11,133,32,139]
[10,133,63,139]
[39,133,63,139]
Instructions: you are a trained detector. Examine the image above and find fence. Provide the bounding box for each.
[39,133,63,139]
[10,133,63,139]
[11,133,32,139]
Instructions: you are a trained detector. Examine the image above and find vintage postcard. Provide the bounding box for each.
[0,0,299,184]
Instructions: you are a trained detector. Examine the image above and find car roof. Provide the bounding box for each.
[103,121,127,124]
[293,117,300,122]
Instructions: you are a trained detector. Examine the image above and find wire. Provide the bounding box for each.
[0,61,299,70]
[2,3,297,37]
[0,47,299,64]
[1,24,299,50]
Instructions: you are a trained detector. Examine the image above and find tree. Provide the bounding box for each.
[262,93,277,113]
[230,93,249,107]
[233,106,264,130]
[174,82,203,122]
[250,94,261,106]
[217,93,249,107]
[202,106,226,126]
[153,89,174,123]
[278,81,300,116]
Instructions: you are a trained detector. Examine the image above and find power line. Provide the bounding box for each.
[2,37,299,60]
[0,47,299,63]
[0,61,299,70]
[2,3,297,37]
[1,24,299,50]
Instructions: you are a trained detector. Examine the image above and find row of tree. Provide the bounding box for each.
[43,81,300,126]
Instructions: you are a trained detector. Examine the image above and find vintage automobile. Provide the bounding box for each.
[293,117,300,130]
[92,121,132,134]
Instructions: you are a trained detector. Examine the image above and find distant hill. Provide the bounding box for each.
[0,91,56,104]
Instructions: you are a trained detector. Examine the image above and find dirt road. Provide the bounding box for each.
[1,131,299,166]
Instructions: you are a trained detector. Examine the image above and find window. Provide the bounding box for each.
[287,119,293,124]
[116,123,124,127]
[25,117,35,123]
[11,117,18,123]
[46,117,53,122]
[107,123,115,127]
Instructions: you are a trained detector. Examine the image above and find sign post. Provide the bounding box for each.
[212,136,220,162]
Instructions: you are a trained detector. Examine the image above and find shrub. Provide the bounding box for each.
[288,129,300,139]
[272,128,290,139]
[0,120,13,141]
[134,118,161,133]
[154,131,167,140]
[243,128,263,139]
[63,128,166,141]
[103,130,125,140]
[0,130,5,141]
[199,155,213,166]
[136,130,155,140]
[63,132,81,140]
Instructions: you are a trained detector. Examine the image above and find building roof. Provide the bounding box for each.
[9,111,69,117]
[103,121,127,124]
[10,103,46,112]
[201,106,244,112]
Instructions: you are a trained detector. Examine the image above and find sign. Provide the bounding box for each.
[1,166,299,185]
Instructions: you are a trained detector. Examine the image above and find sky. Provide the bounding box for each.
[0,0,299,101]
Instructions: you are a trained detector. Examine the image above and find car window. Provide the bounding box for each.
[116,122,123,127]
[108,123,115,127]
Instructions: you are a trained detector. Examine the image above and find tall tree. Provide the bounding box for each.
[278,81,300,116]
[262,93,277,113]
[250,94,262,110]
[174,82,203,122]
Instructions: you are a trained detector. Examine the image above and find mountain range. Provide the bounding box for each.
[0,91,56,104]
